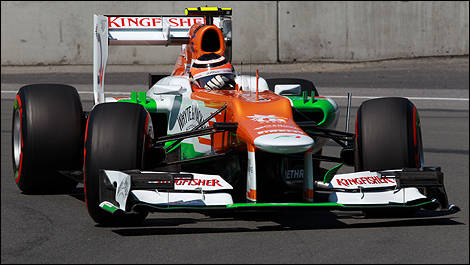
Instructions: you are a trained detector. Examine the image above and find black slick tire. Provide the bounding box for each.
[355,97,423,172]
[12,84,83,194]
[83,102,152,225]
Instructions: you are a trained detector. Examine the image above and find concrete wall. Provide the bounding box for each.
[1,1,468,65]
[0,1,277,65]
[279,1,469,62]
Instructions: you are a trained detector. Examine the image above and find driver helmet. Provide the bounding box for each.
[190,53,235,90]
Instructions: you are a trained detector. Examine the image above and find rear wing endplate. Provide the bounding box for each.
[93,9,232,104]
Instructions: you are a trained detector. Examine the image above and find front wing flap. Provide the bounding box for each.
[98,168,460,215]
[98,169,234,213]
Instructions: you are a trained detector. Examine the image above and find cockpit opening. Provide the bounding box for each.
[201,28,221,52]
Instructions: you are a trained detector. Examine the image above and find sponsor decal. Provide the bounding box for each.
[335,175,395,187]
[257,129,304,135]
[254,125,304,135]
[255,124,299,130]
[116,176,130,204]
[285,169,304,180]
[247,189,257,200]
[247,114,287,123]
[175,179,223,187]
[274,135,302,139]
[108,17,204,29]
[254,124,304,135]
[177,105,205,131]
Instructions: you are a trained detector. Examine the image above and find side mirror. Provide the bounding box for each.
[274,84,301,95]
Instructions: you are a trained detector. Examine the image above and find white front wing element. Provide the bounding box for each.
[329,188,427,205]
[103,170,131,210]
[102,170,233,208]
[132,190,233,206]
[327,170,426,205]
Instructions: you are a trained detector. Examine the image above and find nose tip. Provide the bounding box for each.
[253,133,314,154]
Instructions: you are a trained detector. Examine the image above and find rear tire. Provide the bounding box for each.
[12,84,83,194]
[84,102,152,225]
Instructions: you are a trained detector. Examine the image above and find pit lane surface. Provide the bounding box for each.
[1,57,468,263]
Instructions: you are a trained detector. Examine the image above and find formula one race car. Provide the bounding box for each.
[12,7,459,225]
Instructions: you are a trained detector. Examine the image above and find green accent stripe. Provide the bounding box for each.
[101,203,118,213]
[323,163,344,183]
[136,200,435,211]
[227,202,340,208]
[164,141,181,153]
[287,96,337,126]
[118,92,157,113]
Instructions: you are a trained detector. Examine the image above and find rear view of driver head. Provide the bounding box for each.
[190,53,236,90]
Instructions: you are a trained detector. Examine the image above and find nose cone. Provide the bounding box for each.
[254,133,314,154]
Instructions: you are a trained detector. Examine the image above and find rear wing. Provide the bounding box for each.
[93,7,232,104]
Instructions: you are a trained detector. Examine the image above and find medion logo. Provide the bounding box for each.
[107,17,205,28]
[177,105,205,131]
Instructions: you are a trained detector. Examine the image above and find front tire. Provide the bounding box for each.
[83,102,152,225]
[355,97,423,172]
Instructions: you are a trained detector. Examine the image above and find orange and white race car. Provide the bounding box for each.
[12,7,459,225]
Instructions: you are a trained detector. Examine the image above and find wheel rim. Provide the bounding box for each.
[13,108,21,170]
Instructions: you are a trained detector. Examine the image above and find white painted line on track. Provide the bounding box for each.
[1,90,469,101]
[324,95,469,101]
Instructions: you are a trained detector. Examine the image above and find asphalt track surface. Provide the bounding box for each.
[1,57,469,263]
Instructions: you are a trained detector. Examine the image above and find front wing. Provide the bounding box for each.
[98,168,460,215]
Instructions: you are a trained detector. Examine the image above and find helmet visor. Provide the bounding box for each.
[196,73,235,90]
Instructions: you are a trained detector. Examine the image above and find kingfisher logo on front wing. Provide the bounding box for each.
[175,178,223,187]
[330,172,397,189]
[173,175,233,191]
[336,176,395,187]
